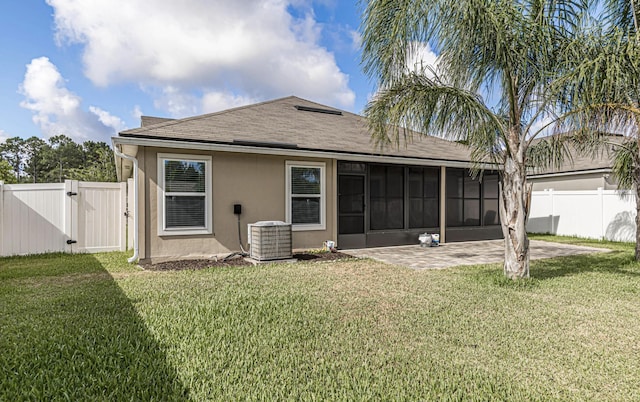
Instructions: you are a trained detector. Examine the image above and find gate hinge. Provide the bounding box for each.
[66,240,77,245]
[66,191,78,196]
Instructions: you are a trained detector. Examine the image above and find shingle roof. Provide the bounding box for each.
[140,116,175,127]
[119,96,473,163]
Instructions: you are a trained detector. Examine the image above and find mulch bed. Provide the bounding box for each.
[292,251,354,262]
[141,251,354,271]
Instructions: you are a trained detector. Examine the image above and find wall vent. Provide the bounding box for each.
[248,221,292,261]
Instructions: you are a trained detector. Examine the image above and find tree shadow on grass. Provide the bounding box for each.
[0,253,189,400]
[531,250,640,280]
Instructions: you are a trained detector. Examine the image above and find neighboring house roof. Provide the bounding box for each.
[118,96,476,166]
[528,134,622,177]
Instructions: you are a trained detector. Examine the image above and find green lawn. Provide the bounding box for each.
[1,237,639,400]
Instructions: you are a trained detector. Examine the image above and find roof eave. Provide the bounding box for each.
[528,168,612,179]
[112,135,497,170]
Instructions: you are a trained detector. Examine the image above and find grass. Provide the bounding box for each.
[1,237,640,400]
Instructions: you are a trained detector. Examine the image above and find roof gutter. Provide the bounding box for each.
[112,141,139,264]
[528,168,612,179]
[112,136,499,170]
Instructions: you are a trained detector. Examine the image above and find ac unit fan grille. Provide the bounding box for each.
[249,222,292,261]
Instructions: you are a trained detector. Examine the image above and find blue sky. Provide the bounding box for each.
[0,0,382,144]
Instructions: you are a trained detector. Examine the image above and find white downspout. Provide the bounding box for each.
[113,142,139,263]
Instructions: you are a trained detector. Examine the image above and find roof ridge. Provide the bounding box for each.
[121,95,306,135]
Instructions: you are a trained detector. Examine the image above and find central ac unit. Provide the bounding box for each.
[248,221,292,261]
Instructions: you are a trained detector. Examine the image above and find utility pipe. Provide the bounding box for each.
[113,142,139,263]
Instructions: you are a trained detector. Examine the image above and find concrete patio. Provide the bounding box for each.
[344,239,608,270]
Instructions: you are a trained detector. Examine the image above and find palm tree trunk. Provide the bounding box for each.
[500,153,531,279]
[635,133,640,261]
[635,180,640,261]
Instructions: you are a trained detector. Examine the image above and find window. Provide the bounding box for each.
[158,153,212,236]
[286,161,325,231]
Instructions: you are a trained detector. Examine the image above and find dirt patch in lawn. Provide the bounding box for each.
[141,251,354,271]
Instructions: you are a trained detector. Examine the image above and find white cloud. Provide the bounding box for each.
[407,43,440,77]
[0,129,9,143]
[132,105,143,121]
[46,0,355,114]
[89,106,126,133]
[152,86,200,118]
[529,115,556,138]
[349,30,362,51]
[201,91,256,114]
[19,57,126,142]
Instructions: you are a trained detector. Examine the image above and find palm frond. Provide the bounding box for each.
[612,139,639,189]
[360,0,434,84]
[601,0,640,34]
[365,72,504,163]
[526,133,575,172]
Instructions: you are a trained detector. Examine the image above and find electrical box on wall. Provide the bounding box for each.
[233,204,242,215]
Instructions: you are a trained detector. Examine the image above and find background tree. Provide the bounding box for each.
[67,143,117,182]
[23,136,49,183]
[0,159,17,184]
[361,0,589,279]
[0,135,116,183]
[44,135,86,182]
[0,137,26,182]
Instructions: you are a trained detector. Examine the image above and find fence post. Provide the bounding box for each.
[64,180,79,253]
[119,181,127,251]
[127,178,134,250]
[598,187,605,240]
[549,189,555,234]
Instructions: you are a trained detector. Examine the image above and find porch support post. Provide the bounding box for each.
[332,159,338,244]
[440,166,446,243]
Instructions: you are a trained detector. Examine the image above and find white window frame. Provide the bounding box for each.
[285,161,326,231]
[157,153,212,236]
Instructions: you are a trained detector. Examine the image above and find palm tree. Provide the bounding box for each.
[361,0,589,279]
[565,2,640,258]
[602,3,640,260]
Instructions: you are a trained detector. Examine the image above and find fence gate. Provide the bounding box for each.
[0,180,127,256]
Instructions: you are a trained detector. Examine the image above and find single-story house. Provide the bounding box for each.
[528,134,623,191]
[113,96,502,262]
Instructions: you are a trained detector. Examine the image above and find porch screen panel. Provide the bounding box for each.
[446,169,465,226]
[446,168,499,227]
[463,174,480,225]
[370,165,403,230]
[409,167,439,228]
[482,174,500,225]
[339,175,365,234]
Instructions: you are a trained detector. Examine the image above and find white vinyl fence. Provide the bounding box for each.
[0,180,127,256]
[528,188,637,242]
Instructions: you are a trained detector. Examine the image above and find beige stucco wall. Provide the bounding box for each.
[137,146,335,262]
[530,172,616,191]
